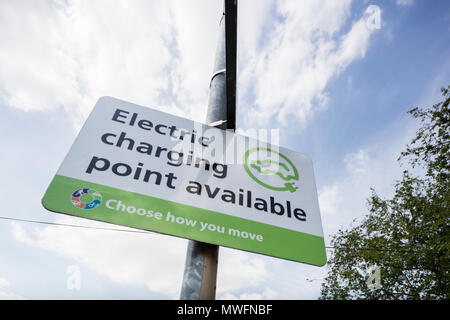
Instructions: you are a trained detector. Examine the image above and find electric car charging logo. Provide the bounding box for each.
[243,147,299,192]
[71,188,102,210]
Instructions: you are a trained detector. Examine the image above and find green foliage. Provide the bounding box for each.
[320,86,450,300]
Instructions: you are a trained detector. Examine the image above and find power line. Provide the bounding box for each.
[0,215,411,253]
[325,245,416,253]
[0,215,152,235]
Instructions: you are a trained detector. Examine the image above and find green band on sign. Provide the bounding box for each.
[42,174,326,266]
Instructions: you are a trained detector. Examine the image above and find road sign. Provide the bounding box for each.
[42,96,326,266]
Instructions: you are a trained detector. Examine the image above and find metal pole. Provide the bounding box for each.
[179,0,237,300]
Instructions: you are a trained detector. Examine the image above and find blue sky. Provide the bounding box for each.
[0,0,449,299]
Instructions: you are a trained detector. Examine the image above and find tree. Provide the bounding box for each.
[320,86,449,300]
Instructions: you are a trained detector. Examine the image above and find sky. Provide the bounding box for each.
[0,0,449,300]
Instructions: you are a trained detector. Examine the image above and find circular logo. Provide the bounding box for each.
[243,147,299,192]
[71,188,102,210]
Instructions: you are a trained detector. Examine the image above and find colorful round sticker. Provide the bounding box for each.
[71,188,102,210]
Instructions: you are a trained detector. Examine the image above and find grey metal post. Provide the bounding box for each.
[179,0,237,300]
[205,9,227,130]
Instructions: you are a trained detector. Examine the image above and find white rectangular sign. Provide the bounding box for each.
[42,96,326,265]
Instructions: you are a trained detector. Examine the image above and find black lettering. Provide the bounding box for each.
[294,208,306,221]
[270,197,284,216]
[254,198,268,211]
[143,170,162,185]
[246,190,252,208]
[221,190,235,203]
[129,112,138,126]
[136,142,153,155]
[155,124,167,135]
[205,184,220,199]
[186,181,202,195]
[101,133,116,145]
[286,201,292,218]
[86,156,110,174]
[111,109,129,124]
[169,125,178,138]
[186,151,193,166]
[190,130,197,143]
[199,136,210,147]
[212,163,227,178]
[238,189,244,206]
[112,162,132,176]
[179,129,189,140]
[133,162,144,180]
[138,119,153,130]
[155,146,167,157]
[165,173,177,189]
[195,157,210,170]
[167,150,183,167]
[116,131,135,150]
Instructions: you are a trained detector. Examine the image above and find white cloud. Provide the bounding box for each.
[318,119,419,242]
[0,0,379,130]
[0,277,23,300]
[12,217,187,298]
[158,0,222,122]
[219,288,276,300]
[217,247,268,294]
[319,147,386,241]
[238,0,275,54]
[0,0,221,129]
[10,216,270,299]
[239,0,377,126]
